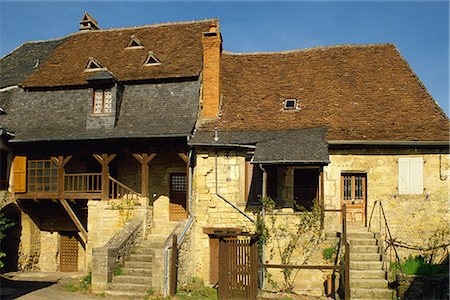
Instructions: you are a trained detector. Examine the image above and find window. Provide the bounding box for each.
[126,35,144,49]
[27,159,58,192]
[144,51,161,66]
[284,99,298,110]
[342,173,366,202]
[398,157,423,194]
[92,88,112,114]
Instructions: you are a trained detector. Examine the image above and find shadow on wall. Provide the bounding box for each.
[0,203,21,273]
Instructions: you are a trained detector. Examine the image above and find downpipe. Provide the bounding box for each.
[163,148,195,297]
[258,164,267,289]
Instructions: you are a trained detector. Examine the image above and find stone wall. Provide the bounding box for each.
[86,197,148,270]
[18,212,41,271]
[38,231,58,271]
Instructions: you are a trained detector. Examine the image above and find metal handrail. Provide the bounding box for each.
[368,200,404,277]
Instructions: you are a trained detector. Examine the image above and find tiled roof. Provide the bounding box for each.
[22,19,214,88]
[200,44,449,141]
[0,39,65,89]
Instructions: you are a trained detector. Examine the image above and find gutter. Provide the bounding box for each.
[328,140,449,146]
[163,147,195,297]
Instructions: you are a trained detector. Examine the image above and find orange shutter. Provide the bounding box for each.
[13,156,27,193]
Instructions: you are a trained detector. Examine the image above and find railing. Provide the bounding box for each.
[108,175,141,200]
[64,173,102,193]
[368,200,403,279]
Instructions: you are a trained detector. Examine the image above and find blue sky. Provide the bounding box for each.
[1,1,448,114]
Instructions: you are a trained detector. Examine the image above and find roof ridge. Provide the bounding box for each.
[222,43,395,56]
[72,18,218,35]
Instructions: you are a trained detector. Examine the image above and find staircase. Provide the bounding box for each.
[348,226,392,299]
[104,220,182,298]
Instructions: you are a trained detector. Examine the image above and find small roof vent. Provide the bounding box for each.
[79,12,100,31]
[84,57,105,72]
[126,35,144,49]
[0,107,6,115]
[144,52,161,66]
[283,98,299,110]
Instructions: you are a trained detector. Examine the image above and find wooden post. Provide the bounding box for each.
[170,234,178,297]
[344,241,350,300]
[342,204,347,245]
[93,154,116,200]
[132,153,157,197]
[50,155,72,197]
[320,166,325,230]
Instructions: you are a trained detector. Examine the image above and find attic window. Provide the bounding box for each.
[92,88,112,114]
[144,52,161,66]
[126,35,144,49]
[84,57,105,72]
[284,99,298,110]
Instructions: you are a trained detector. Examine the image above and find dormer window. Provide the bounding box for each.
[93,88,112,114]
[144,51,161,66]
[284,99,299,110]
[85,57,105,72]
[126,35,144,49]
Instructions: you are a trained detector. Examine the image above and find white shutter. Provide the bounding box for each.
[398,158,410,194]
[409,157,423,194]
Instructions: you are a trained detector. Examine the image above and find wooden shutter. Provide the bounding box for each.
[410,157,423,194]
[398,158,410,194]
[13,156,27,193]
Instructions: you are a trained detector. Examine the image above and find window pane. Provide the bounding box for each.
[104,89,112,113]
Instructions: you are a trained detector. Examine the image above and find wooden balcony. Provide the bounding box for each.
[17,172,140,201]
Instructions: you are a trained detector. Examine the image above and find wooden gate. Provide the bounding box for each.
[60,233,78,272]
[219,236,259,300]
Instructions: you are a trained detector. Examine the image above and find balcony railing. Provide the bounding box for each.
[64,173,102,193]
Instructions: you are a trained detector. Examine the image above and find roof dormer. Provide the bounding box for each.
[84,57,105,72]
[126,35,144,49]
[144,51,161,66]
[79,12,100,31]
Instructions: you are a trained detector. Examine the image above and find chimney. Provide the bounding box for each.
[201,20,222,119]
[79,12,100,31]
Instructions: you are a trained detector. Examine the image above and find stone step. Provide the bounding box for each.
[347,231,375,239]
[351,278,388,288]
[351,288,392,299]
[349,238,377,246]
[350,261,383,270]
[351,253,381,261]
[125,261,153,269]
[112,275,152,284]
[132,247,155,254]
[351,270,386,279]
[108,282,150,292]
[103,290,148,298]
[128,254,153,262]
[350,245,379,253]
[122,267,152,276]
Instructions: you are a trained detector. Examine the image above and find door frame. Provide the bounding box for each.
[169,172,187,221]
[340,172,367,224]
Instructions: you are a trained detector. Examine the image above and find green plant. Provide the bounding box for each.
[392,255,448,276]
[257,197,322,292]
[64,272,91,292]
[322,247,336,261]
[177,277,217,300]
[0,212,15,269]
[146,287,155,295]
[113,265,124,276]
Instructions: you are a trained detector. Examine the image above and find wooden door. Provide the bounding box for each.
[341,173,367,224]
[169,173,187,221]
[294,169,319,211]
[218,236,258,300]
[60,233,78,272]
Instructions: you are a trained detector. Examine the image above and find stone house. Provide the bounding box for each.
[1,15,448,297]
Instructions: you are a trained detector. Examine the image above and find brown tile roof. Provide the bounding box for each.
[200,44,449,141]
[22,19,214,87]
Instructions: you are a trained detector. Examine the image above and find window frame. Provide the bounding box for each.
[92,88,113,115]
[341,173,367,203]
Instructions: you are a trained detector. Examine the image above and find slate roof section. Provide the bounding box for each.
[200,44,449,141]
[0,39,65,89]
[22,19,214,88]
[189,127,329,164]
[0,80,200,142]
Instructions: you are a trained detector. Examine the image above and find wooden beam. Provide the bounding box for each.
[132,153,157,197]
[177,153,188,164]
[51,156,72,197]
[60,198,87,243]
[93,154,116,200]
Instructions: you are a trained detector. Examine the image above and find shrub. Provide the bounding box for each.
[177,277,217,300]
[322,247,336,261]
[393,255,448,276]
